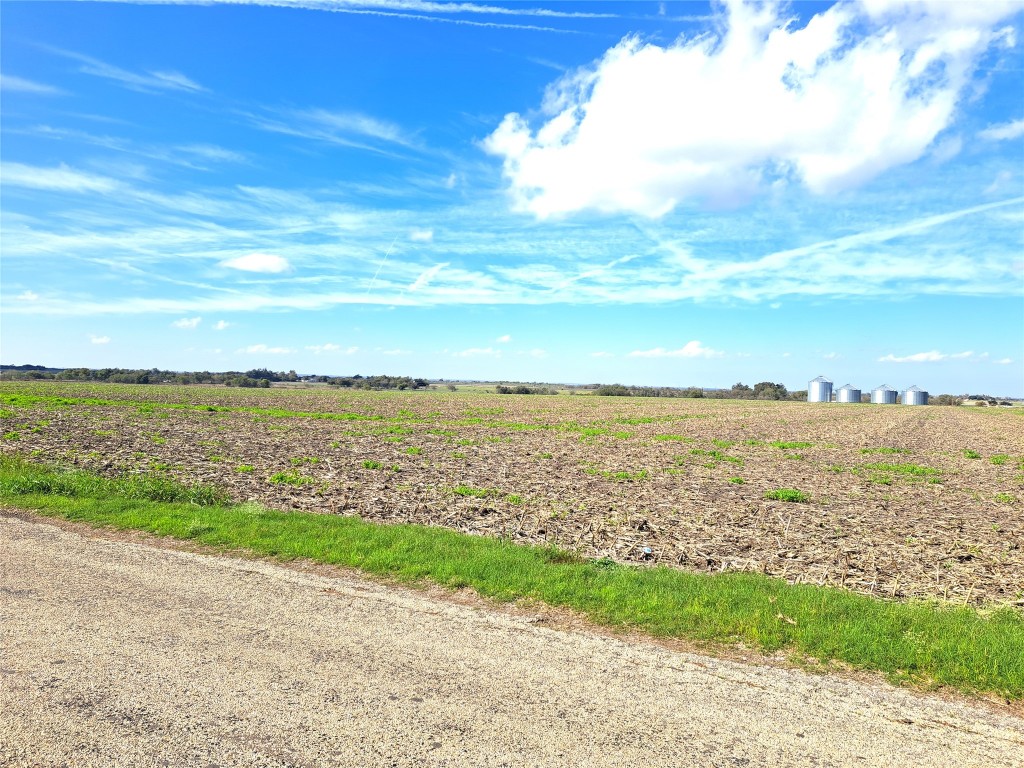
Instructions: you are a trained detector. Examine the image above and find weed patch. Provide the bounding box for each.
[764,489,809,503]
[268,471,313,487]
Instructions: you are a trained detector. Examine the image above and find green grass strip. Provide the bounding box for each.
[2,454,1022,700]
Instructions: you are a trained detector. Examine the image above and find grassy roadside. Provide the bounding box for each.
[2,454,1022,700]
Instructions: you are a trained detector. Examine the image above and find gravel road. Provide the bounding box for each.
[2,512,1022,768]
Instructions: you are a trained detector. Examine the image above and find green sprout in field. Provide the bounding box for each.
[764,489,809,503]
[653,434,694,443]
[451,485,497,498]
[689,448,743,466]
[268,470,313,487]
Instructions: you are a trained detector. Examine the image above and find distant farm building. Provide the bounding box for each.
[902,385,929,406]
[807,376,833,403]
[836,384,861,403]
[871,385,898,404]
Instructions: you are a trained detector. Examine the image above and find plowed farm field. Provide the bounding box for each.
[2,382,1022,607]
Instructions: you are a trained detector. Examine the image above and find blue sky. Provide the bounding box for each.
[1,0,1022,394]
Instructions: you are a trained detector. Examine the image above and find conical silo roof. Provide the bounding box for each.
[811,375,832,383]
[873,384,895,391]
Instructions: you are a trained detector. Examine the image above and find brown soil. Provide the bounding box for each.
[3,382,1022,606]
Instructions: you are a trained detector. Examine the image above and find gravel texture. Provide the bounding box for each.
[2,513,1022,768]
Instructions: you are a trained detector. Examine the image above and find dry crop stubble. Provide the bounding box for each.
[2,382,1022,607]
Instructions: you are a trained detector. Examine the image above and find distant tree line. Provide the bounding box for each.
[0,367,301,386]
[321,375,429,390]
[589,381,804,400]
[0,366,426,390]
[495,384,557,395]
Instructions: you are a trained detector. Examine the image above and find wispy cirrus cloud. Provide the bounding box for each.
[878,350,980,363]
[0,74,63,95]
[1,162,120,193]
[3,157,1021,318]
[979,119,1024,142]
[91,0,615,32]
[408,263,448,292]
[306,343,358,354]
[246,107,414,152]
[20,125,247,170]
[220,253,291,274]
[43,46,205,93]
[628,341,723,359]
[237,343,293,354]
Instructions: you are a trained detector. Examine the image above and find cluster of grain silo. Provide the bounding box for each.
[806,377,928,405]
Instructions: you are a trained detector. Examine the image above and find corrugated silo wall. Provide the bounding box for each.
[808,381,833,402]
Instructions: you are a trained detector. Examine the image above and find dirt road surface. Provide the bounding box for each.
[2,513,1022,768]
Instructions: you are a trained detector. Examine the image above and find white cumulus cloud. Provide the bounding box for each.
[214,320,231,331]
[484,0,1019,218]
[220,253,291,273]
[171,316,202,329]
[496,334,512,343]
[89,334,110,345]
[17,291,39,301]
[409,228,434,242]
[628,341,724,359]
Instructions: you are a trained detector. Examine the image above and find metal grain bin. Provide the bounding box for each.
[807,376,833,402]
[836,384,861,403]
[902,385,929,406]
[871,385,897,404]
